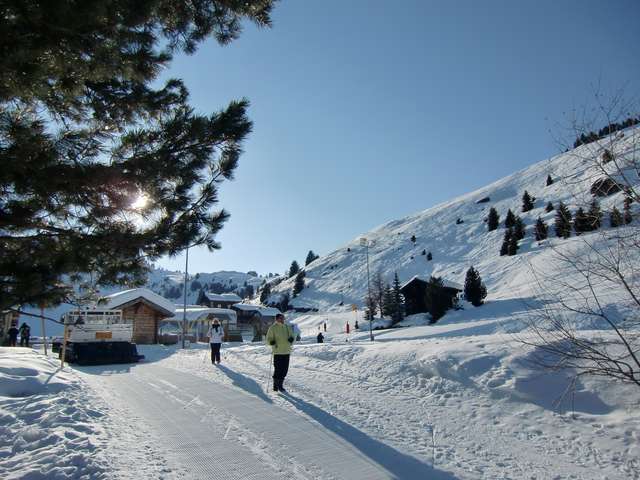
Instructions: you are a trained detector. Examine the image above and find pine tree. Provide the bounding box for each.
[500,228,511,256]
[610,206,623,228]
[586,200,602,231]
[426,252,433,261]
[292,271,305,297]
[507,233,519,256]
[487,207,500,231]
[365,294,377,320]
[534,217,548,241]
[288,261,300,278]
[573,207,587,235]
[421,249,426,255]
[0,0,276,309]
[305,250,319,266]
[513,216,526,241]
[424,276,449,322]
[382,284,394,317]
[624,196,633,224]
[546,174,554,186]
[505,209,516,229]
[464,267,487,306]
[259,283,271,304]
[522,191,534,212]
[391,272,404,324]
[410,235,416,243]
[555,202,572,239]
[545,202,554,213]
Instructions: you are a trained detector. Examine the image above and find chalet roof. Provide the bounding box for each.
[400,275,463,292]
[171,306,236,322]
[204,292,242,303]
[232,303,281,317]
[101,288,175,317]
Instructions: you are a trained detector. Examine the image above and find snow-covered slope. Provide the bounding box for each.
[275,128,639,323]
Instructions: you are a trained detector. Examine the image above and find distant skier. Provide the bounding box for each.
[8,324,19,347]
[346,322,350,334]
[207,318,224,364]
[316,332,324,343]
[19,322,31,347]
[266,313,295,392]
[354,320,359,330]
[323,322,327,332]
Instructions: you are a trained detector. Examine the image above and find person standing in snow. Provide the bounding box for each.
[19,322,31,347]
[316,332,324,343]
[8,324,19,347]
[266,313,295,392]
[207,317,224,364]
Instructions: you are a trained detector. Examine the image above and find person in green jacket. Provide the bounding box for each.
[266,313,295,392]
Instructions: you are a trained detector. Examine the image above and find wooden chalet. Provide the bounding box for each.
[101,288,175,344]
[0,309,19,345]
[197,292,242,309]
[400,276,462,316]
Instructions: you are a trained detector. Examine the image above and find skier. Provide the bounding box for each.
[207,318,224,364]
[346,322,350,334]
[19,322,31,347]
[354,320,359,330]
[323,322,327,332]
[266,313,295,392]
[316,332,324,343]
[8,324,19,347]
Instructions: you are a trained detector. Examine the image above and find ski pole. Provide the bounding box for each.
[267,352,273,392]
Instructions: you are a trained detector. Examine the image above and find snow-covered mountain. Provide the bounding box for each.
[272,127,639,321]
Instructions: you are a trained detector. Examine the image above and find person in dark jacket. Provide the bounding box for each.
[316,332,324,343]
[8,325,19,347]
[266,313,294,392]
[19,323,31,347]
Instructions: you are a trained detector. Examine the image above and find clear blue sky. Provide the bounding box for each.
[157,0,640,276]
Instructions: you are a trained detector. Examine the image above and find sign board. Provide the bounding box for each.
[95,331,113,340]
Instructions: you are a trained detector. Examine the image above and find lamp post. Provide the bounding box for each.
[359,237,374,341]
[181,246,189,349]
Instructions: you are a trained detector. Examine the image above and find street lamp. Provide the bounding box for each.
[359,237,374,341]
[181,246,189,349]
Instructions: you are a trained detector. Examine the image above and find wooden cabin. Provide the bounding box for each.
[101,289,175,344]
[400,276,462,316]
[0,309,19,345]
[196,292,242,309]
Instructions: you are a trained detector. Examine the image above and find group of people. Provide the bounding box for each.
[205,313,305,393]
[6,322,30,347]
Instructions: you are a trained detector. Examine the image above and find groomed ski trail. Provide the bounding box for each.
[77,361,449,480]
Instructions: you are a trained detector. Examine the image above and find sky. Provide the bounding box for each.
[156,0,640,276]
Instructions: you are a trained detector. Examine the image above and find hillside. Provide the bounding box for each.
[272,127,640,328]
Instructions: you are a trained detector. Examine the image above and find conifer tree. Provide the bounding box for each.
[534,217,548,241]
[292,271,305,297]
[427,252,433,261]
[522,191,534,212]
[624,196,633,224]
[487,207,500,231]
[586,199,602,231]
[382,284,394,317]
[505,209,516,229]
[555,202,572,238]
[288,261,300,278]
[0,0,276,309]
[545,202,554,213]
[391,272,404,324]
[610,206,623,228]
[421,249,426,256]
[513,216,526,241]
[507,233,519,256]
[464,267,487,306]
[500,228,511,256]
[573,207,587,235]
[305,250,319,266]
[259,282,271,304]
[410,235,416,244]
[424,276,449,322]
[546,174,554,186]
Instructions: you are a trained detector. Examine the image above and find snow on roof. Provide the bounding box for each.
[101,288,175,316]
[170,306,236,322]
[400,275,463,291]
[205,293,242,302]
[232,303,281,316]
